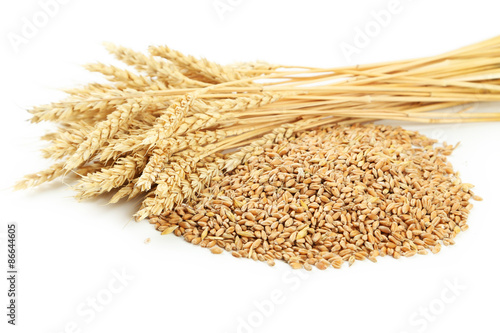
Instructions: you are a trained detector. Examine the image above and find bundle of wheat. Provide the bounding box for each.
[17,36,500,222]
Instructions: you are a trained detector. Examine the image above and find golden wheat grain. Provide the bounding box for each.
[154,124,480,269]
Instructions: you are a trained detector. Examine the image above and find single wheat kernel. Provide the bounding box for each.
[210,246,224,254]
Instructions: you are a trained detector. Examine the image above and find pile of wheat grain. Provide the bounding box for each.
[17,36,500,223]
[150,124,481,269]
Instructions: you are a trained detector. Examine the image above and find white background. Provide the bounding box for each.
[1,1,500,332]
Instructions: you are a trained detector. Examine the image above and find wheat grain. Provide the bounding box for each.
[154,124,479,269]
